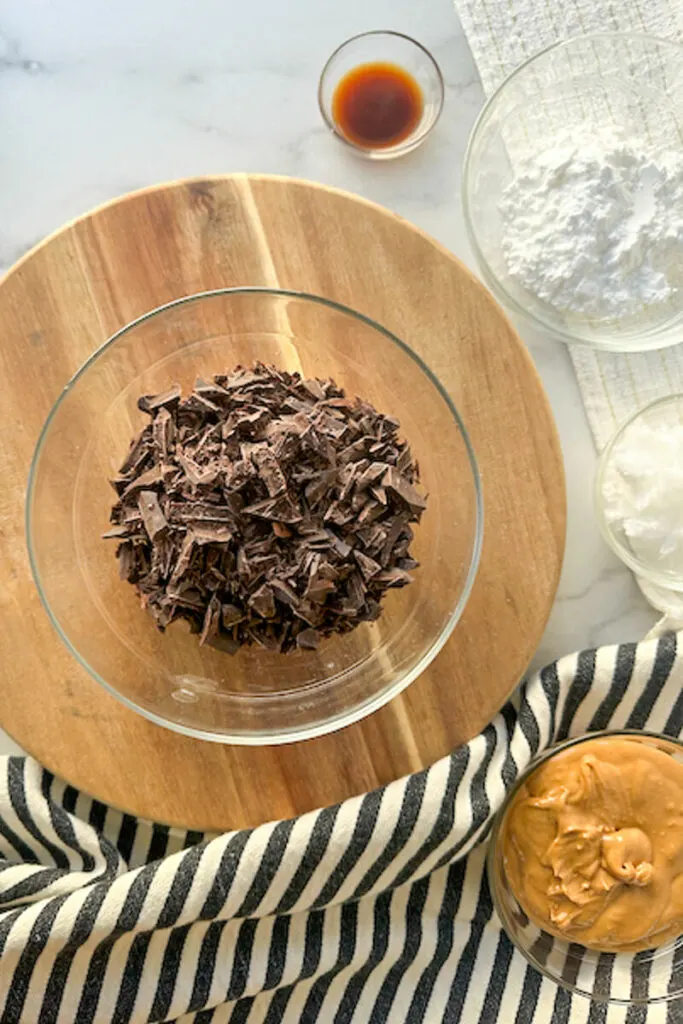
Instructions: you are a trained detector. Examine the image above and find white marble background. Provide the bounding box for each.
[0,0,657,755]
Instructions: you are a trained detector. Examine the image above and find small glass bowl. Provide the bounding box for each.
[26,288,482,746]
[488,731,683,1005]
[318,31,444,159]
[463,33,683,352]
[595,394,683,614]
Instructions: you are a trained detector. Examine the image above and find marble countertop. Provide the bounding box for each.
[0,0,657,754]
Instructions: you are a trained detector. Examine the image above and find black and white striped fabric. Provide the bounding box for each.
[0,632,680,1023]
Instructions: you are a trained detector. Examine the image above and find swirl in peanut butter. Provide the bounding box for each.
[502,737,683,951]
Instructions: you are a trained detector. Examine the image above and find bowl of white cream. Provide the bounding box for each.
[596,394,683,615]
[463,33,683,352]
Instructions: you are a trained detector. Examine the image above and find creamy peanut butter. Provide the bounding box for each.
[502,736,683,952]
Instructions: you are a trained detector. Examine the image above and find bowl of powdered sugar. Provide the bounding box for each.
[463,33,683,351]
[596,395,683,617]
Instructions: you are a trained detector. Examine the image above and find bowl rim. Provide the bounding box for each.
[594,393,683,591]
[25,286,483,745]
[487,728,683,1004]
[317,30,445,159]
[461,30,683,352]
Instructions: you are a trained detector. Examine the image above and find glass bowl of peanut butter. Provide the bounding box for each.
[488,731,683,1005]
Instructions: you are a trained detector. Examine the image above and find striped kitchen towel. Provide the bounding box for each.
[0,632,680,1022]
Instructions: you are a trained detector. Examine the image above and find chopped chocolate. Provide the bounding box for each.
[305,572,336,604]
[102,524,131,540]
[121,464,163,498]
[138,385,182,415]
[138,490,168,541]
[105,363,427,654]
[168,503,233,524]
[243,493,303,524]
[200,594,222,646]
[296,628,320,650]
[192,525,232,546]
[250,583,276,619]
[382,467,428,514]
[222,604,246,627]
[301,378,326,401]
[117,541,137,581]
[252,446,287,496]
[375,568,414,587]
[354,550,382,580]
[152,407,174,458]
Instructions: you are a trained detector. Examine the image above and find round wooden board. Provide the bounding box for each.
[0,175,565,831]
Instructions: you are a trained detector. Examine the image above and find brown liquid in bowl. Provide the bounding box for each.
[332,61,423,148]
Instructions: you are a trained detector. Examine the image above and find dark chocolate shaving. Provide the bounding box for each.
[382,467,428,514]
[138,490,168,541]
[106,363,427,654]
[138,385,182,415]
[296,628,320,650]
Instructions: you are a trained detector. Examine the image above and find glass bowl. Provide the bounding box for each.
[26,288,482,745]
[595,394,683,615]
[463,33,683,352]
[488,731,683,1005]
[318,31,444,159]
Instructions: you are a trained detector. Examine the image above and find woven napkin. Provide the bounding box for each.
[0,631,678,1022]
[454,0,683,451]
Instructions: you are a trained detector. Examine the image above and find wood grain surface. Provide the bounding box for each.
[0,175,565,831]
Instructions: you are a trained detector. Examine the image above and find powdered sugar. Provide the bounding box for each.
[499,126,683,319]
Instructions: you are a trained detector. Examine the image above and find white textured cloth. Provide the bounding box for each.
[454,0,683,450]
